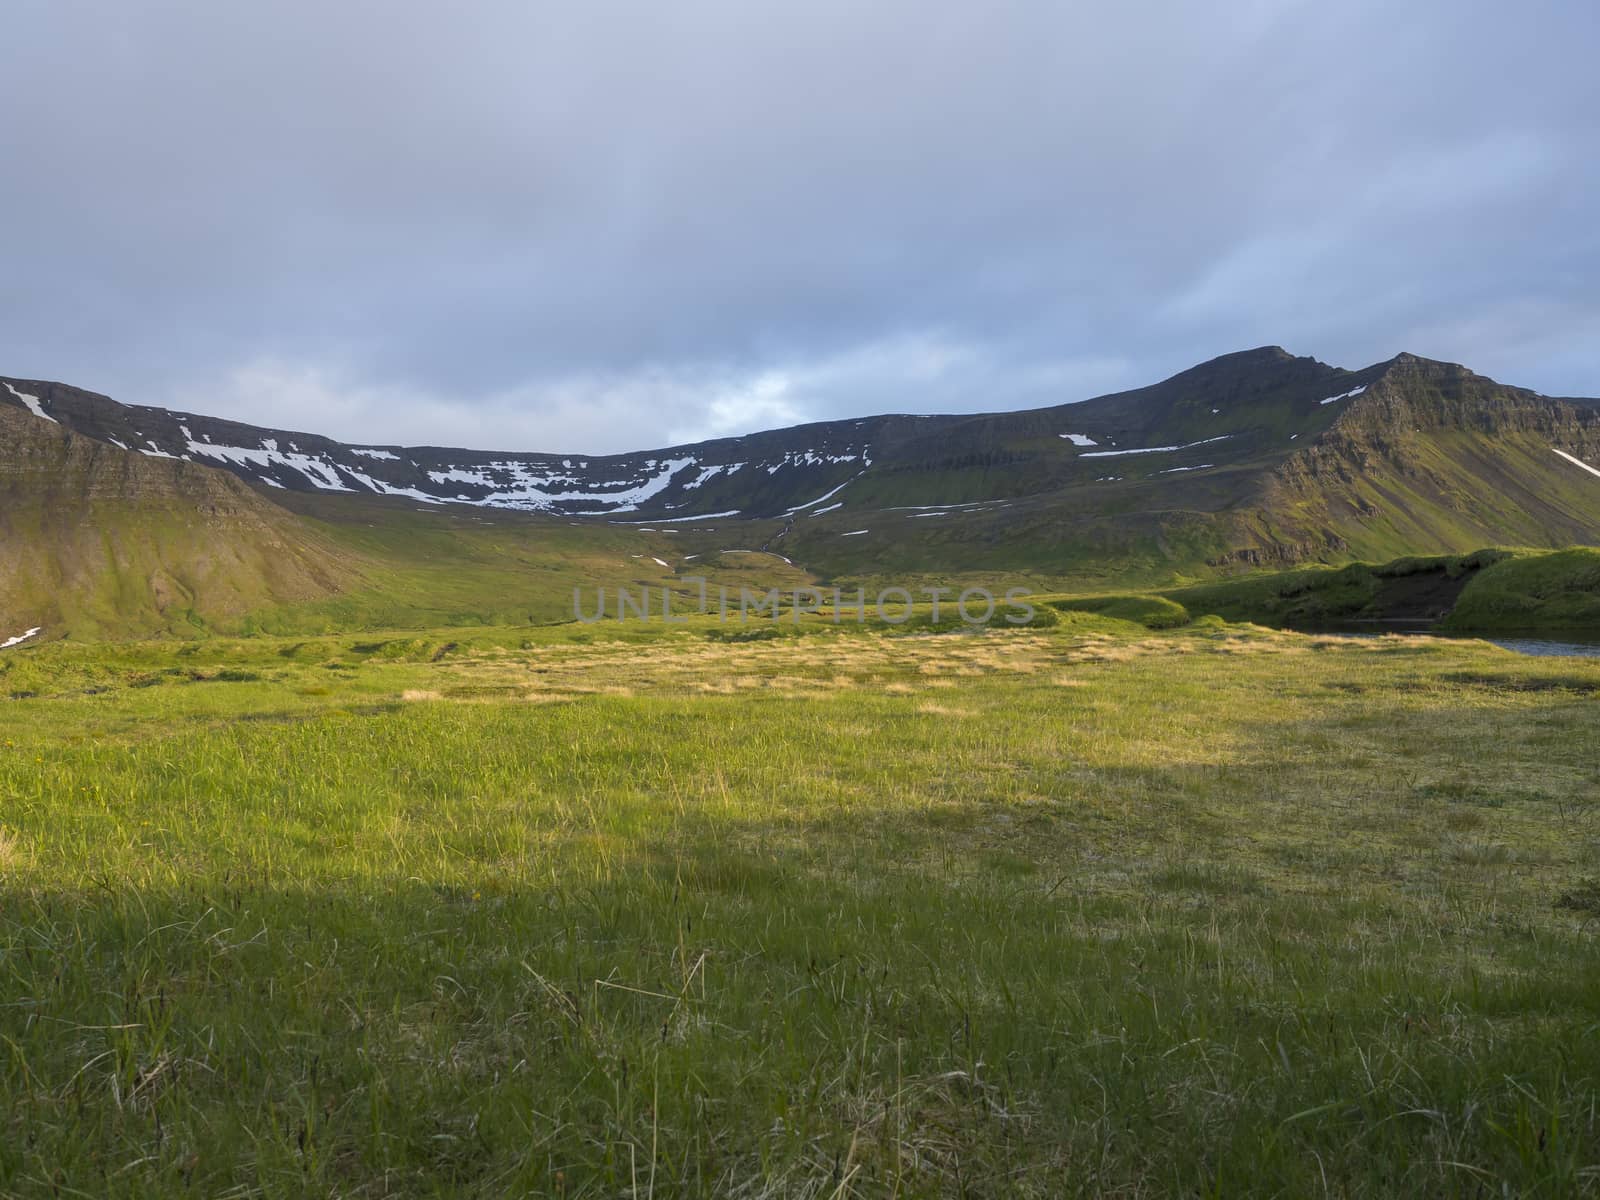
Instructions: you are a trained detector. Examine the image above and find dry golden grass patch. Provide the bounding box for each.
[1066,646,1140,664]
[1000,656,1041,673]
[915,702,974,717]
[407,624,1312,709]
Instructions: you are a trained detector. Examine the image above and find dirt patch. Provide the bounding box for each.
[1370,566,1477,622]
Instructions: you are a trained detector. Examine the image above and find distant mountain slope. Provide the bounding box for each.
[0,375,882,521]
[0,348,1381,522]
[768,350,1600,578]
[0,397,354,639]
[1241,354,1600,563]
[3,347,1598,602]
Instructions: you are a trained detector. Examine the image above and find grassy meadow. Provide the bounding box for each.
[2,612,1600,1196]
[1030,547,1600,637]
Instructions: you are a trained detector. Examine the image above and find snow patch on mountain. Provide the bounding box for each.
[3,382,56,424]
[884,500,1001,512]
[1059,433,1097,446]
[185,439,357,491]
[1553,447,1600,480]
[783,472,865,514]
[1,627,41,649]
[335,463,443,502]
[427,466,505,486]
[617,509,742,524]
[1081,434,1233,458]
[763,450,865,475]
[476,456,701,512]
[1320,385,1367,405]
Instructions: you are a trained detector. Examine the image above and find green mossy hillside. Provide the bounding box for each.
[1442,547,1600,631]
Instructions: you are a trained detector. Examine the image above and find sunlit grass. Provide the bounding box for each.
[1,618,1598,1196]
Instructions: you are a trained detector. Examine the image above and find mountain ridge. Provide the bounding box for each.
[3,347,1598,638]
[0,346,1479,521]
[1239,354,1600,564]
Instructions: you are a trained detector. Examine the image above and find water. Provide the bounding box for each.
[1485,637,1600,659]
[1285,620,1600,658]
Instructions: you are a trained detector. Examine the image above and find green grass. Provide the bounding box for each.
[3,619,1600,1196]
[1044,593,1192,629]
[1029,547,1600,635]
[1443,547,1600,632]
[1160,551,1508,627]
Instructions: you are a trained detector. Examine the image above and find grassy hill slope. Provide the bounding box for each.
[0,405,364,639]
[1239,354,1600,564]
[0,413,820,642]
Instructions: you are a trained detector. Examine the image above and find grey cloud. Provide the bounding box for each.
[2,0,1596,452]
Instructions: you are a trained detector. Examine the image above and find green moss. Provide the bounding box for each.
[1048,593,1192,629]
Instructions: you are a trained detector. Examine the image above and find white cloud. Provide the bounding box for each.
[5,0,1598,425]
[175,334,1145,454]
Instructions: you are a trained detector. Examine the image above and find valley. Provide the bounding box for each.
[3,348,1599,1197]
[4,347,1598,643]
[8,3,1597,1193]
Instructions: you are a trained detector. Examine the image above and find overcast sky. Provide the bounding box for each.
[3,1,1596,453]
